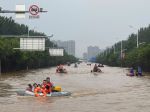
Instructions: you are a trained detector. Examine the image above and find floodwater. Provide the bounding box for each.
[0,63,150,112]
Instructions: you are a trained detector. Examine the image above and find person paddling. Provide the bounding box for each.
[46,77,53,93]
[92,64,102,72]
[34,83,47,97]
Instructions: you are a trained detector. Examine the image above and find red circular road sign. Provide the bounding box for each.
[29,5,39,15]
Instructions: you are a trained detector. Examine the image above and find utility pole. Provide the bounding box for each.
[137,31,139,48]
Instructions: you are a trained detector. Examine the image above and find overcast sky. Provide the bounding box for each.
[1,0,150,57]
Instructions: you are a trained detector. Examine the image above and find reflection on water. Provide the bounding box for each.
[0,63,150,112]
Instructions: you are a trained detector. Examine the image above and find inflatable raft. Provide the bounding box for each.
[91,70,102,73]
[17,90,71,97]
[56,69,67,73]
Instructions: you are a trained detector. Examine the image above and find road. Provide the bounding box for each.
[0,63,150,112]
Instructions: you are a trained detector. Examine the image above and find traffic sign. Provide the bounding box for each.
[29,5,39,15]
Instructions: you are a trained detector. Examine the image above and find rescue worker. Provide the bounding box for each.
[45,77,53,93]
[34,84,47,97]
[42,80,47,88]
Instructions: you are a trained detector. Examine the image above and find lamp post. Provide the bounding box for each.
[120,40,127,59]
[129,25,139,48]
[120,40,127,67]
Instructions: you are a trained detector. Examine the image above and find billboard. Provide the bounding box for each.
[49,48,64,56]
[20,37,45,51]
[16,5,25,18]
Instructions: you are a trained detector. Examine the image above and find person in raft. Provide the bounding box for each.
[33,83,47,97]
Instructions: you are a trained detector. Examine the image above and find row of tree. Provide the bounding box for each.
[96,25,150,72]
[0,16,78,73]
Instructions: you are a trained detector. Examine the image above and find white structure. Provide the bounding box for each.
[16,5,25,18]
[53,40,75,56]
[49,48,64,56]
[83,52,88,60]
[20,37,45,51]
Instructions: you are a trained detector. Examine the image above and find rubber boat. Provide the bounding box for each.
[98,64,104,67]
[17,86,71,97]
[17,90,71,97]
[91,69,102,73]
[87,63,91,66]
[126,73,134,76]
[56,69,67,73]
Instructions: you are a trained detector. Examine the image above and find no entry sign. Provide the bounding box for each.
[29,5,39,15]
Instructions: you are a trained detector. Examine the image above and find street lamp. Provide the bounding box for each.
[129,25,139,48]
[120,40,127,58]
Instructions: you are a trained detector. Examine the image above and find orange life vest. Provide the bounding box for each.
[34,87,47,97]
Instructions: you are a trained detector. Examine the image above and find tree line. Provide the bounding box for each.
[0,16,78,73]
[96,25,150,72]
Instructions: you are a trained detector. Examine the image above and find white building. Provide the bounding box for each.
[83,52,88,60]
[53,40,75,56]
[87,46,101,59]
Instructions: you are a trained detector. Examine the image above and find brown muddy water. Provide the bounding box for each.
[0,63,150,112]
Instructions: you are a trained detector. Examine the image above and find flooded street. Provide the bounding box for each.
[0,63,150,112]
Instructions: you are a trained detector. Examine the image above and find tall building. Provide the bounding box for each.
[53,40,75,56]
[83,52,88,60]
[87,46,100,59]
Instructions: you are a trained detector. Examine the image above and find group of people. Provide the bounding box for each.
[98,64,104,67]
[127,66,143,76]
[26,77,54,97]
[56,64,67,73]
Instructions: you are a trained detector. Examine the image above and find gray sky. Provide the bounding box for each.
[1,0,150,57]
